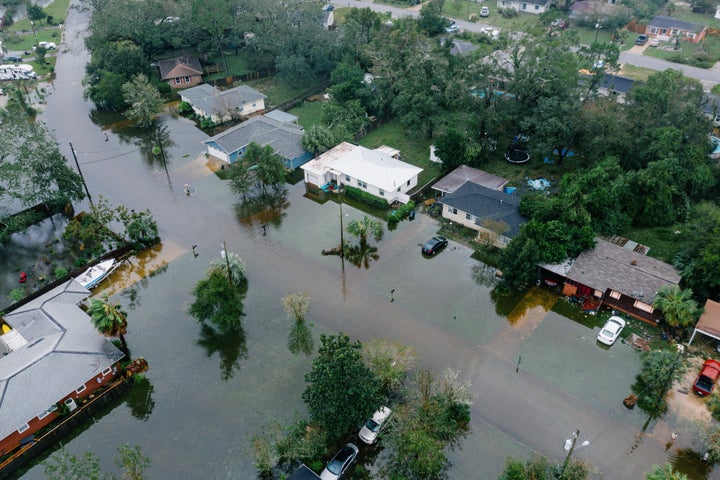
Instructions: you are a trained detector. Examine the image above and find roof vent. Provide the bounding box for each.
[631,259,637,266]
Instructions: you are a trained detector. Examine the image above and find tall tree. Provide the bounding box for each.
[210,251,247,290]
[189,269,246,332]
[121,74,164,127]
[631,349,684,423]
[302,333,382,441]
[346,216,383,245]
[302,125,336,156]
[653,285,700,330]
[189,0,236,76]
[363,339,417,395]
[87,293,129,354]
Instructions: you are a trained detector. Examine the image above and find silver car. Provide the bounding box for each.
[359,406,392,445]
[320,443,359,480]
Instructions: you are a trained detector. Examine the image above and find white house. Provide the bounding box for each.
[180,84,266,124]
[497,0,552,14]
[301,142,422,204]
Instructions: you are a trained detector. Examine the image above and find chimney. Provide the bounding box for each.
[631,259,637,266]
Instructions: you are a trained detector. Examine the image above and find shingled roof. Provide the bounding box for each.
[204,115,306,161]
[564,238,680,302]
[433,165,508,195]
[648,16,705,34]
[157,57,202,80]
[0,280,125,443]
[181,84,266,118]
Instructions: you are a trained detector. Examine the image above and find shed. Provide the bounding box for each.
[432,165,508,196]
[689,299,720,345]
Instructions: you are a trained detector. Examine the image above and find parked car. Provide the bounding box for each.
[597,315,626,345]
[445,24,460,34]
[3,55,22,63]
[635,35,648,45]
[421,236,448,256]
[322,3,334,10]
[550,18,568,29]
[320,443,359,480]
[649,38,661,47]
[693,359,720,396]
[480,6,490,16]
[34,41,57,50]
[359,406,392,445]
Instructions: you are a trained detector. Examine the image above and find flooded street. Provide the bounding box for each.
[7,2,716,479]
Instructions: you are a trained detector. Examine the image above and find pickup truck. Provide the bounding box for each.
[693,359,720,396]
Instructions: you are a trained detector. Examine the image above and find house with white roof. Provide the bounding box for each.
[0,280,125,455]
[301,142,422,204]
[180,83,267,124]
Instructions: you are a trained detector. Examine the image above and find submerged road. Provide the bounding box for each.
[20,1,710,479]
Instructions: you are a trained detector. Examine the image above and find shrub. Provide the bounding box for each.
[54,266,69,279]
[709,394,720,421]
[499,7,518,18]
[177,101,193,116]
[343,185,389,209]
[387,200,416,227]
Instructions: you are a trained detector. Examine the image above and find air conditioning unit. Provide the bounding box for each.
[64,397,77,412]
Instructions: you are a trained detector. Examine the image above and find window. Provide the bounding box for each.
[17,424,29,434]
[75,384,87,394]
[634,300,654,313]
[102,367,112,376]
[175,78,181,85]
[522,3,527,9]
[345,175,350,182]
[594,290,603,298]
[465,213,472,221]
[450,207,458,215]
[38,404,58,420]
[184,76,190,83]
[252,102,256,107]
[379,189,384,196]
[609,290,621,300]
[357,180,367,188]
[406,180,410,186]
[534,4,539,9]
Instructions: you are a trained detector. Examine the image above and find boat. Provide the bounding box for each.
[74,259,116,289]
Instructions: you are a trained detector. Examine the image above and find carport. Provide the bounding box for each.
[688,299,720,345]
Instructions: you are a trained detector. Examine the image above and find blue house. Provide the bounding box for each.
[203,114,313,170]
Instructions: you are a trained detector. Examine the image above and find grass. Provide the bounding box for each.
[359,122,442,188]
[621,224,694,264]
[288,100,325,129]
[642,36,720,66]
[244,77,311,108]
[617,63,657,82]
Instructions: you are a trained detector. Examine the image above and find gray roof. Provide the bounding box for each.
[204,115,306,160]
[433,165,508,194]
[0,280,125,442]
[264,110,298,124]
[648,16,705,33]
[600,74,635,94]
[564,238,680,302]
[449,40,479,56]
[439,181,525,237]
[181,84,266,117]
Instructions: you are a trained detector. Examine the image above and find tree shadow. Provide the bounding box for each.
[344,242,379,269]
[196,324,248,381]
[124,375,155,421]
[234,186,289,230]
[288,320,314,356]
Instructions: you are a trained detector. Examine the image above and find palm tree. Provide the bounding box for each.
[346,216,383,245]
[653,285,700,330]
[210,251,247,289]
[87,293,129,354]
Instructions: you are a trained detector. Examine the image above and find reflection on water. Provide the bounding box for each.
[491,288,527,318]
[235,187,290,229]
[344,243,379,269]
[98,242,175,297]
[505,288,558,325]
[288,320,314,356]
[670,448,711,480]
[196,324,248,381]
[471,263,497,288]
[125,375,155,421]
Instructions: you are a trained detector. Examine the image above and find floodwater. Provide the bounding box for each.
[7,1,718,479]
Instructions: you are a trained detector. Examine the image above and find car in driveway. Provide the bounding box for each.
[421,236,448,256]
[693,359,720,396]
[3,55,22,63]
[635,34,648,45]
[479,6,490,16]
[597,316,626,345]
[320,443,359,480]
[445,24,460,34]
[359,406,392,445]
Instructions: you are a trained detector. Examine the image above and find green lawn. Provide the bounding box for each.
[642,36,720,66]
[5,0,69,33]
[617,64,657,82]
[287,100,325,129]
[244,77,311,108]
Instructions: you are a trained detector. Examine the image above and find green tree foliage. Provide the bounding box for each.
[652,285,700,330]
[44,445,149,480]
[341,7,383,65]
[346,215,383,245]
[0,110,85,214]
[418,0,446,35]
[675,203,720,299]
[646,463,690,480]
[118,207,159,249]
[302,333,382,442]
[362,338,417,395]
[302,124,336,156]
[87,293,129,354]
[632,349,684,420]
[321,99,370,141]
[121,74,164,127]
[702,423,720,464]
[189,0,236,76]
[384,369,472,480]
[499,455,589,480]
[189,269,246,332]
[245,143,286,191]
[434,128,469,172]
[251,419,328,476]
[84,40,153,111]
[210,251,248,290]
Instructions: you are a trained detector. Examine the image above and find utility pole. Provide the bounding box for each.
[339,190,345,259]
[221,241,233,288]
[69,142,94,207]
[156,126,170,183]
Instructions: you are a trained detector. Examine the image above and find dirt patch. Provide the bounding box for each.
[667,356,714,425]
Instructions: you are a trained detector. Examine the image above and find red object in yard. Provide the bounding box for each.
[19,272,27,283]
[693,359,720,396]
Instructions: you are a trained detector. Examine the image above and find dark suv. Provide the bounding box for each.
[635,35,648,45]
[3,55,22,63]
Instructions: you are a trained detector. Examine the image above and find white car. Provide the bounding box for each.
[597,315,626,345]
[320,443,359,480]
[358,406,392,444]
[480,6,490,17]
[445,24,460,34]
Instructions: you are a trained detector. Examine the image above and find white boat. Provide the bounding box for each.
[74,259,116,289]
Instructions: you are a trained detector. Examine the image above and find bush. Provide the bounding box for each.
[709,394,720,421]
[343,185,389,210]
[499,7,518,18]
[54,266,69,279]
[177,101,193,116]
[387,200,416,227]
